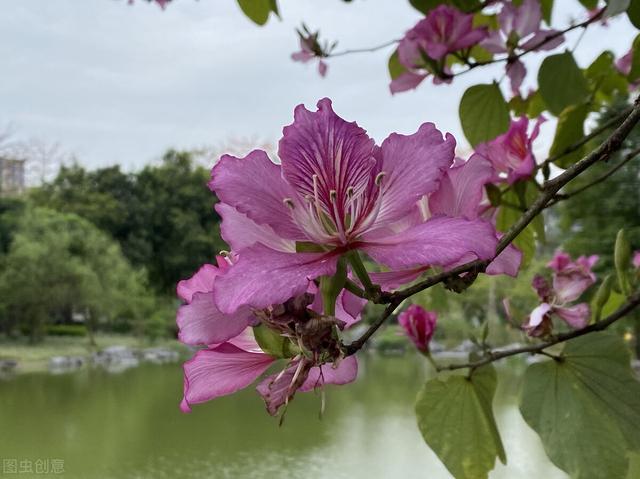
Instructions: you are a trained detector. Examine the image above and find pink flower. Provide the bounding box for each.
[633,251,640,269]
[391,5,486,93]
[475,116,545,185]
[398,305,437,352]
[523,251,598,336]
[291,37,328,78]
[482,0,564,95]
[209,98,503,315]
[177,254,363,414]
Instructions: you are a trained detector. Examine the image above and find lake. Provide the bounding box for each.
[0,353,569,479]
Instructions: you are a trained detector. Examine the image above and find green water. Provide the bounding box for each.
[0,354,567,479]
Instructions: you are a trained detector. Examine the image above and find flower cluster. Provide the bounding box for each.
[290,25,334,78]
[177,98,525,415]
[523,251,598,336]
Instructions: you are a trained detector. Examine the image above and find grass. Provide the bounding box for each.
[0,334,186,373]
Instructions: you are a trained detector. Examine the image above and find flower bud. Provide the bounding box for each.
[398,305,437,353]
[615,229,631,294]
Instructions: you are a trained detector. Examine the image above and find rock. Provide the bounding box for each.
[48,356,85,373]
[141,348,179,364]
[0,359,17,371]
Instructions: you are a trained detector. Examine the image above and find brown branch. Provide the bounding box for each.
[327,39,400,58]
[437,291,640,371]
[343,98,640,356]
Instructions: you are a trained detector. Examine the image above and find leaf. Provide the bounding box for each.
[388,50,407,80]
[409,0,481,13]
[615,228,632,294]
[629,35,640,81]
[585,51,629,102]
[578,0,598,8]
[602,289,626,317]
[415,364,506,479]
[459,83,510,146]
[549,104,589,168]
[604,0,631,17]
[527,91,546,117]
[628,0,640,28]
[591,274,614,321]
[496,186,537,268]
[237,0,278,25]
[540,0,554,24]
[254,325,297,358]
[538,52,590,115]
[520,332,640,479]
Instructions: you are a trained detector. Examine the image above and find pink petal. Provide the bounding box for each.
[507,59,527,96]
[318,60,328,77]
[177,292,254,345]
[209,150,304,241]
[513,0,542,38]
[336,290,367,328]
[369,267,429,291]
[553,271,595,303]
[554,303,590,329]
[299,356,359,392]
[216,203,295,253]
[520,29,564,51]
[633,251,640,269]
[429,153,493,220]
[481,30,508,54]
[177,263,220,303]
[389,71,428,94]
[291,51,313,63]
[278,98,377,218]
[181,343,275,412]
[486,242,522,277]
[361,216,498,270]
[528,302,552,328]
[373,123,455,229]
[213,244,339,314]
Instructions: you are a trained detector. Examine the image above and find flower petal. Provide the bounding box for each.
[369,267,428,291]
[181,343,275,412]
[520,29,564,51]
[213,244,339,314]
[216,203,295,253]
[361,216,497,270]
[389,71,428,94]
[299,356,359,392]
[429,153,493,220]
[209,150,304,240]
[372,123,455,228]
[177,292,254,345]
[177,263,220,303]
[555,303,590,329]
[528,302,552,328]
[279,98,377,215]
[506,59,527,96]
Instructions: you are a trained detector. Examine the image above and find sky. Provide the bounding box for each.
[0,0,637,172]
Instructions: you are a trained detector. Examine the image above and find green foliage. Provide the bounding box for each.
[549,104,589,168]
[46,324,87,337]
[604,0,631,17]
[628,0,640,28]
[409,0,481,14]
[538,52,590,115]
[540,0,554,23]
[31,150,225,293]
[415,364,506,479]
[253,324,298,358]
[236,0,279,26]
[629,35,640,81]
[585,52,629,104]
[520,332,640,479]
[0,207,155,341]
[615,229,632,294]
[591,274,613,321]
[459,83,510,147]
[388,50,407,80]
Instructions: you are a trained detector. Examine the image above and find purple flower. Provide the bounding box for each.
[398,304,437,352]
[177,254,363,414]
[482,0,564,95]
[391,5,486,93]
[475,116,545,185]
[291,37,328,78]
[209,98,502,315]
[633,251,640,269]
[523,251,598,336]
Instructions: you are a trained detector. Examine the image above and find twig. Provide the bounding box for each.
[327,39,400,58]
[436,292,640,371]
[343,98,640,356]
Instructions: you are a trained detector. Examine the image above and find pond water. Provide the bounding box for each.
[0,354,569,479]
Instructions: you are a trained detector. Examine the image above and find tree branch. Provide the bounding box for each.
[436,291,640,371]
[343,97,640,356]
[327,39,400,58]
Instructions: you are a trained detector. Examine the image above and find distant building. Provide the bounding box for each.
[0,157,26,196]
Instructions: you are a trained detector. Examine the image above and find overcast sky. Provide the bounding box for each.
[1,0,636,172]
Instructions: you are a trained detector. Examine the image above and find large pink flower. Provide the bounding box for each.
[482,0,564,95]
[523,251,598,336]
[475,116,545,185]
[177,255,363,413]
[210,98,503,314]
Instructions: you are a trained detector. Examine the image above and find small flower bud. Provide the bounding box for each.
[398,305,437,353]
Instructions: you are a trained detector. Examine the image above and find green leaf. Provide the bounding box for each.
[540,0,554,24]
[496,186,537,268]
[602,289,626,317]
[388,50,407,80]
[409,0,481,13]
[415,364,506,479]
[591,274,614,321]
[615,228,632,294]
[538,52,590,115]
[549,104,589,168]
[237,0,278,25]
[520,332,640,479]
[629,35,640,81]
[605,0,631,17]
[527,91,546,117]
[585,51,629,103]
[628,0,640,28]
[578,0,598,8]
[459,83,510,146]
[254,325,297,358]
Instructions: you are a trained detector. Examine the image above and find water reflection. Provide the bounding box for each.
[0,354,567,478]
